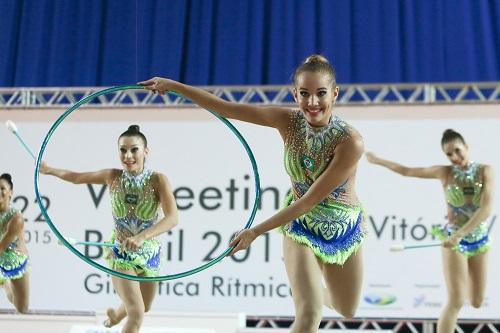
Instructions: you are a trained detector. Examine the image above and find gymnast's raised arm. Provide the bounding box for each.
[138,77,290,130]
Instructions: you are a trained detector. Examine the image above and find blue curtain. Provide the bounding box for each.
[1,0,499,87]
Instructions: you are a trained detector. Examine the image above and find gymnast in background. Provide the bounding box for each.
[366,129,494,333]
[0,173,29,313]
[41,125,179,333]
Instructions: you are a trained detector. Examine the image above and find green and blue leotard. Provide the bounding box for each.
[0,207,29,283]
[433,162,491,257]
[106,169,161,276]
[279,111,366,265]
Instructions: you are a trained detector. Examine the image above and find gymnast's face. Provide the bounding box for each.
[442,139,470,169]
[293,71,339,127]
[118,136,149,175]
[0,179,13,206]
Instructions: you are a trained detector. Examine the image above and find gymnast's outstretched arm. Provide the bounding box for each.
[138,77,290,130]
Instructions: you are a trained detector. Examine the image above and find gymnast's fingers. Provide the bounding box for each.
[137,78,157,87]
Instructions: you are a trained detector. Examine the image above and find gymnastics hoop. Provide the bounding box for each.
[34,85,261,282]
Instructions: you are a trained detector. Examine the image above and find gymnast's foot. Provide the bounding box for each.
[103,308,122,328]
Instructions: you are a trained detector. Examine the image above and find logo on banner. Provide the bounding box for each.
[414,283,440,289]
[363,293,397,306]
[413,295,441,308]
[464,298,490,309]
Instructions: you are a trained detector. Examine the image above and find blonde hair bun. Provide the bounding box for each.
[304,54,329,64]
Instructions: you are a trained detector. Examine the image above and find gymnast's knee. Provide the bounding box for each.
[295,305,323,329]
[336,305,357,319]
[470,297,484,309]
[446,295,465,310]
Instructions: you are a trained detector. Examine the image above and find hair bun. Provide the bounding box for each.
[0,173,12,181]
[304,54,329,65]
[127,125,140,133]
[443,129,457,135]
[293,54,336,87]
[0,173,13,190]
[441,128,465,146]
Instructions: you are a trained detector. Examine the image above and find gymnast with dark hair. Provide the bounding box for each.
[40,125,179,333]
[0,173,30,313]
[366,129,494,333]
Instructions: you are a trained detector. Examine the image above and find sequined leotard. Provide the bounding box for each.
[279,111,365,264]
[432,162,491,256]
[106,169,161,276]
[0,206,29,282]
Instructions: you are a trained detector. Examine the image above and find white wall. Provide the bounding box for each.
[1,104,498,318]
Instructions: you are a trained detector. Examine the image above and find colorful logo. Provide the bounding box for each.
[364,293,397,306]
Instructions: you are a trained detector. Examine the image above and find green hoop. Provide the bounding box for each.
[34,85,261,281]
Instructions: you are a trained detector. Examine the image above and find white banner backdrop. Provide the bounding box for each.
[0,104,499,319]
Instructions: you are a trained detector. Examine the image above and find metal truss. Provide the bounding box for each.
[0,82,499,108]
[246,317,500,333]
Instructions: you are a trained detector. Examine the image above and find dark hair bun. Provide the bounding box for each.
[128,125,141,133]
[304,54,329,64]
[0,173,12,181]
[0,173,13,190]
[119,124,148,147]
[441,128,465,146]
[443,129,457,136]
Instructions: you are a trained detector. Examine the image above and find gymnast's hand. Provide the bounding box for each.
[228,228,258,256]
[365,152,379,164]
[138,77,175,95]
[443,233,461,249]
[121,234,145,252]
[39,161,50,175]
